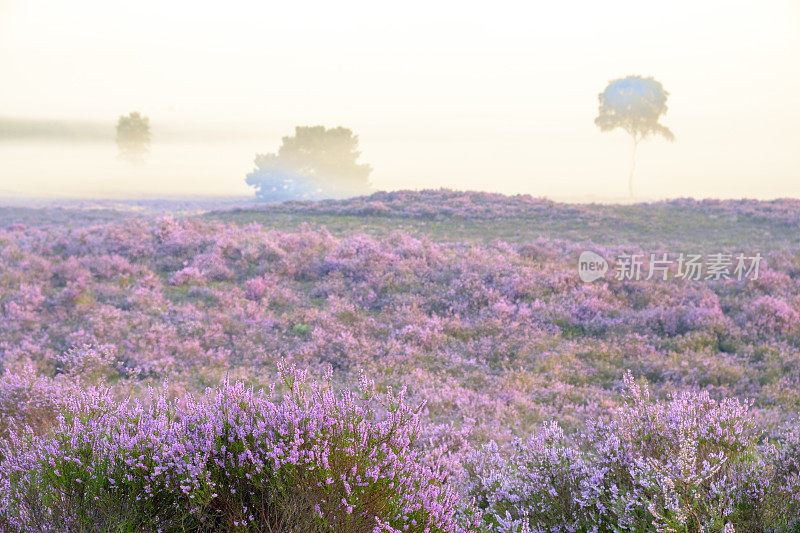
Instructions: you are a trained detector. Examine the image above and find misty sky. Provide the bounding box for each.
[1,0,799,199]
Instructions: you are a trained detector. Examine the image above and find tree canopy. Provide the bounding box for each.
[595,75,674,142]
[115,112,151,164]
[595,75,674,197]
[246,126,372,202]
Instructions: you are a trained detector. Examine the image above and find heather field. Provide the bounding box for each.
[2,190,800,532]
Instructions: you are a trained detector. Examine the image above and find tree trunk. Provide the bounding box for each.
[629,136,639,199]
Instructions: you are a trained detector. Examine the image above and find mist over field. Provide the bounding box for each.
[2,0,799,200]
[2,1,800,532]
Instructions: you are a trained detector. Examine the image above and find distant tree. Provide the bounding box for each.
[246,126,372,202]
[595,76,674,198]
[115,112,151,164]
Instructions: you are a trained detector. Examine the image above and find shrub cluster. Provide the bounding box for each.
[466,372,800,531]
[0,364,466,532]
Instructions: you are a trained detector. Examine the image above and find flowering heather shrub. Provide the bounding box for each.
[169,265,207,286]
[0,347,118,444]
[0,364,469,532]
[466,373,799,531]
[465,422,592,531]
[0,367,63,442]
[746,295,800,337]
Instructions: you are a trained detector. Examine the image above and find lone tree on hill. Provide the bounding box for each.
[595,75,674,198]
[246,126,372,202]
[115,111,151,164]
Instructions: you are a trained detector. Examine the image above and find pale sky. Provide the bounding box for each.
[1,0,799,199]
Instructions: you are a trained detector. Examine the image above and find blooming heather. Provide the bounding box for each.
[1,190,800,530]
[0,364,468,532]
